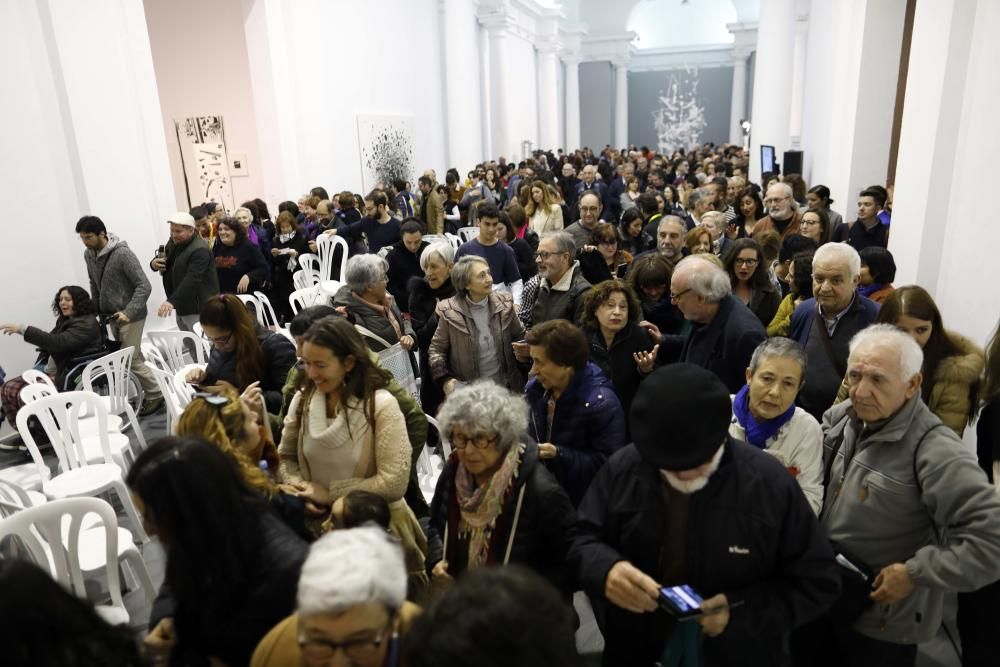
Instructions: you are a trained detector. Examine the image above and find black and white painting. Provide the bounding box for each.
[175,115,236,211]
[356,114,415,193]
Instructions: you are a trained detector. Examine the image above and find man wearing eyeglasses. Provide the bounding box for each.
[753,183,803,240]
[645,255,766,393]
[564,191,606,250]
[520,231,592,329]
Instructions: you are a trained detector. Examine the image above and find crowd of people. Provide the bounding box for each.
[3,142,1000,667]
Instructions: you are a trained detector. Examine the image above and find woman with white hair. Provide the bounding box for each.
[333,254,416,354]
[251,526,420,667]
[429,256,527,395]
[409,240,456,414]
[426,381,576,597]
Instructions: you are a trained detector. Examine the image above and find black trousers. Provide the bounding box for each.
[791,615,917,667]
[958,579,1000,666]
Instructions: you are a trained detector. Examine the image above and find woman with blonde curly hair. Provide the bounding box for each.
[177,385,312,540]
[524,179,564,234]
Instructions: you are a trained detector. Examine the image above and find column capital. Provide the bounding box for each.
[536,36,562,54]
[477,5,515,34]
[581,31,636,65]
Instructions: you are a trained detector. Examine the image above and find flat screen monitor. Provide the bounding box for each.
[760,145,776,174]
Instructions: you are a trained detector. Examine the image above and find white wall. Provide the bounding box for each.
[240,0,449,206]
[144,0,264,211]
[442,0,486,173]
[0,0,174,375]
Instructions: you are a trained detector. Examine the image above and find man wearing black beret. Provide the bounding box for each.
[569,364,840,666]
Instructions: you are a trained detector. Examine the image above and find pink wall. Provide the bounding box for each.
[143,0,264,211]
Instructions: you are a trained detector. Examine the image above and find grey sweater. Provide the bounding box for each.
[821,395,1000,643]
[84,234,151,321]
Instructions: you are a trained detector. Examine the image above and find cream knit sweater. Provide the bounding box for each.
[278,388,410,502]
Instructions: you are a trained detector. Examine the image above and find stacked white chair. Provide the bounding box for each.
[0,497,155,625]
[457,226,479,243]
[315,234,349,282]
[22,370,124,433]
[289,285,325,314]
[19,385,132,470]
[253,291,283,331]
[297,253,322,285]
[145,362,192,433]
[15,391,148,543]
[445,233,462,251]
[81,348,147,452]
[146,331,210,373]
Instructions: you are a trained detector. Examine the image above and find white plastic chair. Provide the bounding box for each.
[16,391,147,543]
[147,331,210,371]
[0,477,47,508]
[145,362,191,433]
[292,269,312,291]
[0,479,155,605]
[81,348,147,452]
[18,385,131,470]
[457,226,480,243]
[0,497,154,625]
[316,234,349,282]
[298,253,322,286]
[140,340,169,372]
[417,416,448,505]
[22,369,125,434]
[253,291,283,330]
[289,285,325,314]
[235,293,265,327]
[445,233,462,251]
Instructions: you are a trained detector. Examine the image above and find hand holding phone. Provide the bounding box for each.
[658,585,704,620]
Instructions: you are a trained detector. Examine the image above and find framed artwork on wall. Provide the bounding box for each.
[356,114,415,193]
[174,115,236,212]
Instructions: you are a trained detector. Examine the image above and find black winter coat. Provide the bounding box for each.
[509,236,537,281]
[570,440,841,667]
[408,276,456,415]
[24,316,104,389]
[386,240,428,310]
[426,441,577,596]
[202,327,297,414]
[661,295,767,393]
[587,322,657,423]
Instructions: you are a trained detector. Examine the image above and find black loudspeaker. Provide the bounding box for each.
[783,150,803,175]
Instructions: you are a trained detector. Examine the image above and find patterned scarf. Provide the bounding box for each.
[454,442,524,568]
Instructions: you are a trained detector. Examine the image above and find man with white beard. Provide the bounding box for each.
[570,363,840,667]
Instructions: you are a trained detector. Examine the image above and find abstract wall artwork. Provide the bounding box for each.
[652,68,707,154]
[175,115,236,212]
[356,114,415,193]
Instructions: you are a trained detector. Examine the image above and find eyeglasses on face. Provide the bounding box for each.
[298,625,388,663]
[670,288,691,301]
[201,331,233,345]
[450,432,498,450]
[734,258,759,267]
[535,251,568,260]
[763,196,790,205]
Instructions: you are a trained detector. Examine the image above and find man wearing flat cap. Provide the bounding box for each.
[569,363,840,666]
[150,211,220,333]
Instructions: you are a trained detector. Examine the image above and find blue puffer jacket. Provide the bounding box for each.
[525,362,627,505]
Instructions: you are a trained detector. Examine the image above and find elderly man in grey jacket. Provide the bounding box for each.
[793,324,1000,667]
[76,215,162,415]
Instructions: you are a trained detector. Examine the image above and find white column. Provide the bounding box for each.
[563,57,581,151]
[729,53,748,144]
[788,17,809,147]
[482,16,512,158]
[748,0,796,183]
[537,43,560,151]
[613,61,629,148]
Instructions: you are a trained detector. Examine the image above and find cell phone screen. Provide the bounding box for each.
[659,585,703,618]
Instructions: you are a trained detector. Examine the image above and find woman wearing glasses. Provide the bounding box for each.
[722,238,781,328]
[426,381,576,596]
[251,526,419,667]
[577,222,633,285]
[185,294,297,415]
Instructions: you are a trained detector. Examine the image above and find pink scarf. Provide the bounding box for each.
[454,443,524,568]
